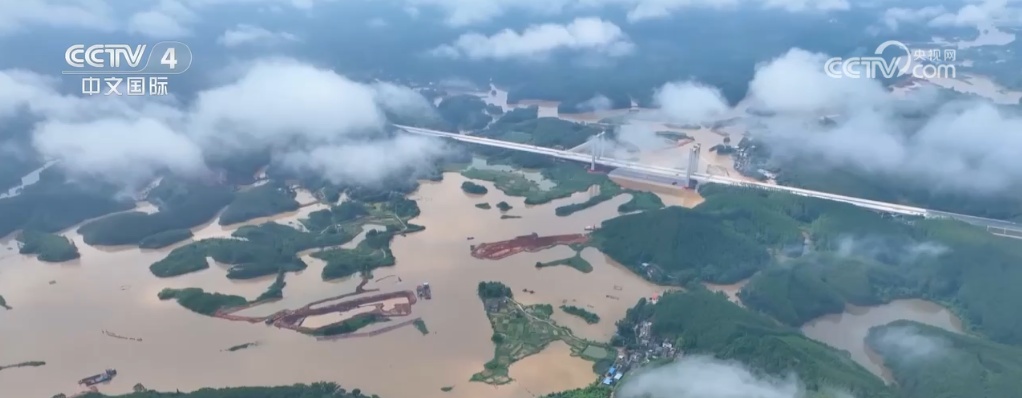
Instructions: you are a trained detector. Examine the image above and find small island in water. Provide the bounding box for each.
[16,230,79,262]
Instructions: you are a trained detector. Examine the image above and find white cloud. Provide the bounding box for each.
[655,81,731,124]
[616,356,808,398]
[188,59,387,150]
[433,17,633,60]
[278,135,448,186]
[0,0,864,37]
[928,0,1022,28]
[402,0,853,26]
[745,48,888,115]
[881,6,946,30]
[736,48,1022,194]
[126,0,196,38]
[218,24,300,47]
[870,324,949,360]
[0,0,116,35]
[578,94,614,112]
[372,82,439,120]
[32,118,207,189]
[0,0,330,38]
[404,0,570,27]
[1,58,445,191]
[0,69,184,122]
[759,0,848,13]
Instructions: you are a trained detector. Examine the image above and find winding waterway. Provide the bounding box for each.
[801,299,966,384]
[698,279,967,384]
[0,173,664,398]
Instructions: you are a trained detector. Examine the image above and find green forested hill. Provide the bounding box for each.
[616,289,894,398]
[218,183,299,226]
[78,178,234,246]
[592,206,771,284]
[596,185,1022,349]
[740,216,1022,346]
[0,168,132,237]
[868,320,1022,398]
[437,95,491,131]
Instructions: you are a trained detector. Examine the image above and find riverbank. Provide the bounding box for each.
[802,299,966,383]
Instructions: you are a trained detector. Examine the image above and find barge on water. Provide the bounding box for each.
[416,283,432,300]
[79,369,117,386]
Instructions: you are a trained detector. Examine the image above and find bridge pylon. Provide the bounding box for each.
[590,131,606,171]
[685,144,701,187]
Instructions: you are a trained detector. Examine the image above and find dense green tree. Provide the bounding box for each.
[78,179,234,246]
[593,206,771,284]
[477,281,513,299]
[218,183,299,226]
[460,181,488,195]
[542,384,612,398]
[138,229,193,249]
[157,288,247,316]
[17,230,79,262]
[85,382,379,397]
[437,95,491,131]
[151,222,350,279]
[868,320,1022,398]
[616,289,894,397]
[0,169,132,237]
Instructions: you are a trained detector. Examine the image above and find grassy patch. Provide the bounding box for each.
[655,130,692,141]
[157,288,247,316]
[225,342,259,352]
[311,313,389,336]
[462,163,612,206]
[0,361,45,372]
[414,318,429,335]
[315,229,397,281]
[535,252,592,273]
[542,384,612,398]
[554,183,623,217]
[254,271,286,302]
[471,294,613,385]
[560,305,600,324]
[618,191,665,213]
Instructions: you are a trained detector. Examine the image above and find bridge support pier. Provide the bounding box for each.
[590,131,605,172]
[685,144,701,188]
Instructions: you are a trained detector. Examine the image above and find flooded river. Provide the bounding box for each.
[0,173,663,398]
[802,299,966,383]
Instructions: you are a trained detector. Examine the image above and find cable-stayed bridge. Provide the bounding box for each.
[395,124,1022,238]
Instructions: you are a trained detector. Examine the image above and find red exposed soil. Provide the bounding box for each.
[470,233,589,260]
[211,275,418,338]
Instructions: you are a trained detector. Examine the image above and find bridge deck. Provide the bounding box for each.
[395,125,1022,235]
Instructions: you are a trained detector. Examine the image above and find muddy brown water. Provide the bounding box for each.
[0,173,665,398]
[801,299,966,383]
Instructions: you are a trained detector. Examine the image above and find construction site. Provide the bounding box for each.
[470,233,589,260]
[212,276,423,339]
